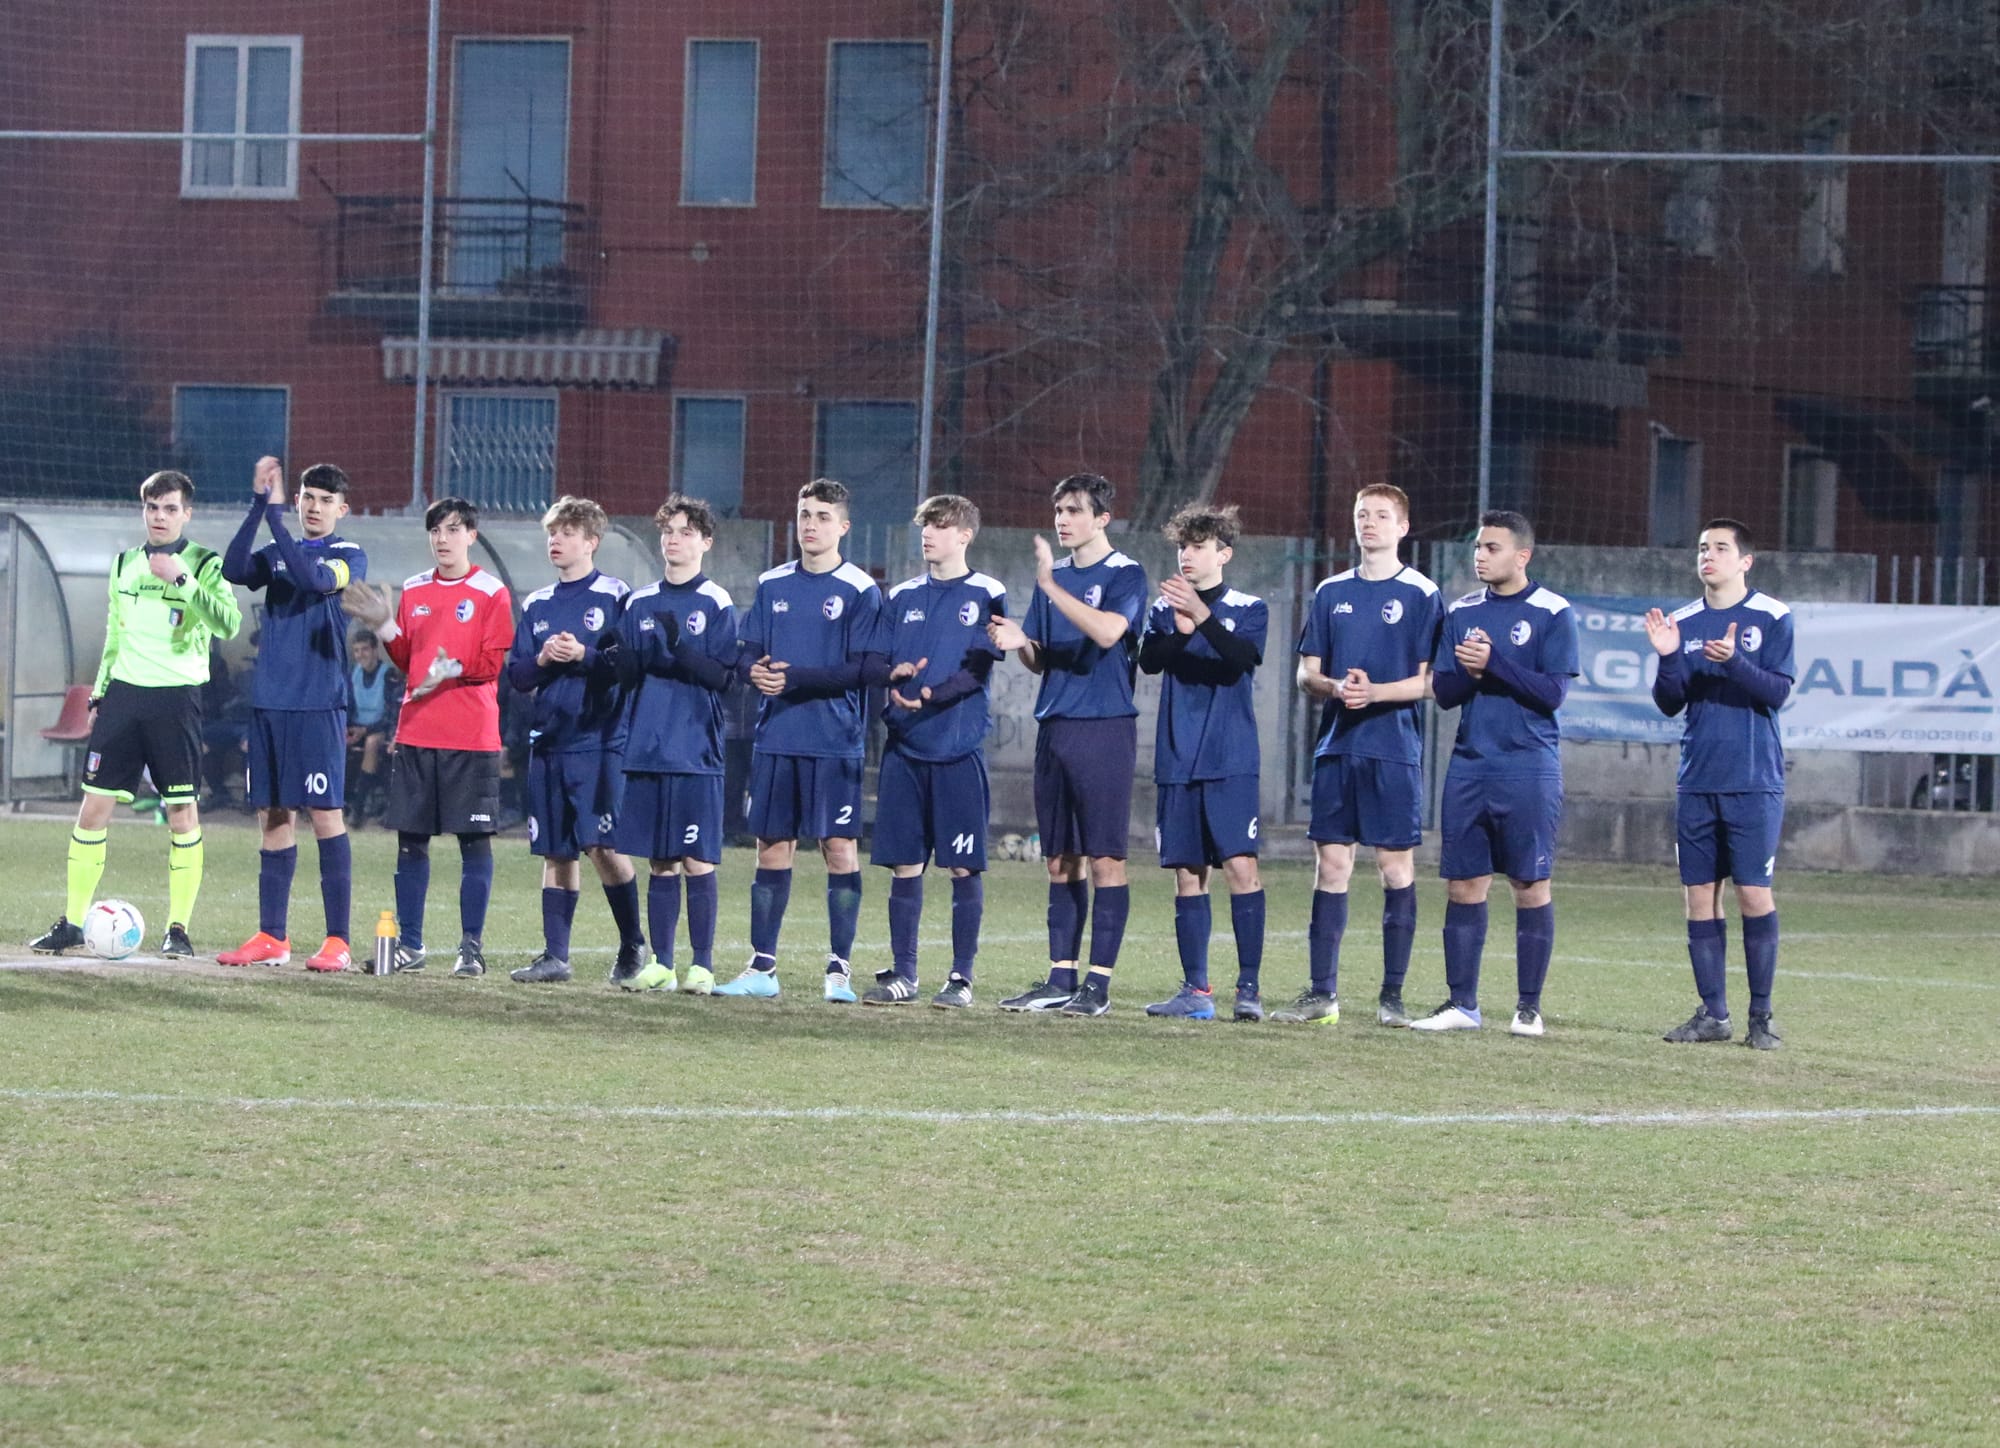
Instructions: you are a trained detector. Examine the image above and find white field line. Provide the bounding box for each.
[2,1086,1998,1131]
[1560,953,2000,992]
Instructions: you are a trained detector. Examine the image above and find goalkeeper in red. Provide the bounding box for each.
[1645,519,1795,1050]
[343,498,516,977]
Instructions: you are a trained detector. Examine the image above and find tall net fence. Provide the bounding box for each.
[2,2,1996,822]
[1,1,1996,562]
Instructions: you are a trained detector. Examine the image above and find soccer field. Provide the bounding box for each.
[2,812,1997,1446]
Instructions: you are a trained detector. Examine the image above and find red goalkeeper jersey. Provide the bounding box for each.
[383,566,514,751]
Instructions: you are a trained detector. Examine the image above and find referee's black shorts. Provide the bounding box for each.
[82,681,201,803]
[385,744,502,837]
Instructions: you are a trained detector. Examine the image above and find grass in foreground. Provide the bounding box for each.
[2,814,1998,1445]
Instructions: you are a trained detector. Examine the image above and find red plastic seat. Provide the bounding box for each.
[41,684,95,743]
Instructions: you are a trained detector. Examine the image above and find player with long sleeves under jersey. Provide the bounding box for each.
[1648,519,1796,1052]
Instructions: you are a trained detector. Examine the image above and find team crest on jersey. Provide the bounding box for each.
[1741,625,1763,653]
[685,610,706,636]
[1510,620,1532,645]
[903,608,925,624]
[86,751,101,775]
[168,608,185,628]
[1223,618,1237,631]
[1381,598,1404,624]
[1085,585,1103,607]
[823,595,845,621]
[958,600,980,626]
[455,599,475,623]
[583,606,605,632]
[599,813,616,836]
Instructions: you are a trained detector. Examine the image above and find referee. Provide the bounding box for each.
[31,470,243,957]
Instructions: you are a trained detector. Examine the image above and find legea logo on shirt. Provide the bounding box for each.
[1510,620,1533,645]
[958,600,980,626]
[1333,601,1354,615]
[1084,585,1103,607]
[685,611,706,636]
[772,600,790,613]
[823,595,845,621]
[533,619,550,635]
[1742,625,1763,653]
[904,609,925,624]
[455,599,475,623]
[583,606,605,632]
[413,605,432,617]
[1381,598,1404,624]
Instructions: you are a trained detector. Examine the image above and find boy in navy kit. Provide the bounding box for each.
[503,497,647,985]
[1138,503,1269,1022]
[989,473,1149,1017]
[218,456,367,972]
[1283,483,1442,1027]
[723,479,885,1001]
[1645,519,1795,1050]
[1416,511,1579,1035]
[861,494,1006,1008]
[341,498,515,977]
[613,495,740,995]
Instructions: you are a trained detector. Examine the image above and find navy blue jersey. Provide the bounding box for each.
[1296,566,1443,764]
[738,559,883,759]
[221,497,367,713]
[1434,583,1580,777]
[618,573,738,776]
[1143,586,1268,784]
[1024,550,1148,721]
[1659,591,1795,793]
[874,570,1007,763]
[505,570,630,754]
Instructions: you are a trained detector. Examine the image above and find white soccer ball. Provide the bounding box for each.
[998,832,1024,861]
[84,899,146,960]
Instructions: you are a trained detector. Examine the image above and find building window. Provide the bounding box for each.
[1799,123,1848,277]
[823,41,929,208]
[183,36,301,199]
[1663,93,1720,258]
[439,391,557,514]
[1648,432,1703,548]
[450,39,572,292]
[173,385,289,492]
[814,401,918,524]
[684,41,758,206]
[1783,445,1839,551]
[673,396,746,517]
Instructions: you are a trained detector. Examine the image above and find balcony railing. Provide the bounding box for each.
[1912,284,1998,377]
[327,194,592,334]
[1395,218,1685,357]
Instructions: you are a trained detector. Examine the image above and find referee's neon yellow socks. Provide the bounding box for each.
[66,827,108,921]
[168,826,203,929]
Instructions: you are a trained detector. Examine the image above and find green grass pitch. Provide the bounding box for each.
[2,812,1998,1445]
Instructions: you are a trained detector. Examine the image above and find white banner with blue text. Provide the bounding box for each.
[1561,598,2000,754]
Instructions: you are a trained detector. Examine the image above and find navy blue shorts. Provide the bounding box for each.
[1677,790,1784,887]
[1034,716,1137,861]
[747,752,863,841]
[246,707,346,810]
[1308,755,1422,850]
[1155,774,1260,869]
[526,747,624,858]
[1439,768,1562,882]
[615,771,724,864]
[871,749,989,870]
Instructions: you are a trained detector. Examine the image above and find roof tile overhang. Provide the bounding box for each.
[381,329,671,388]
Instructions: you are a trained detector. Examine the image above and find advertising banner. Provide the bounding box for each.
[1562,597,2000,754]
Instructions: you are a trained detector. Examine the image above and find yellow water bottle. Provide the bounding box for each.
[371,910,397,976]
